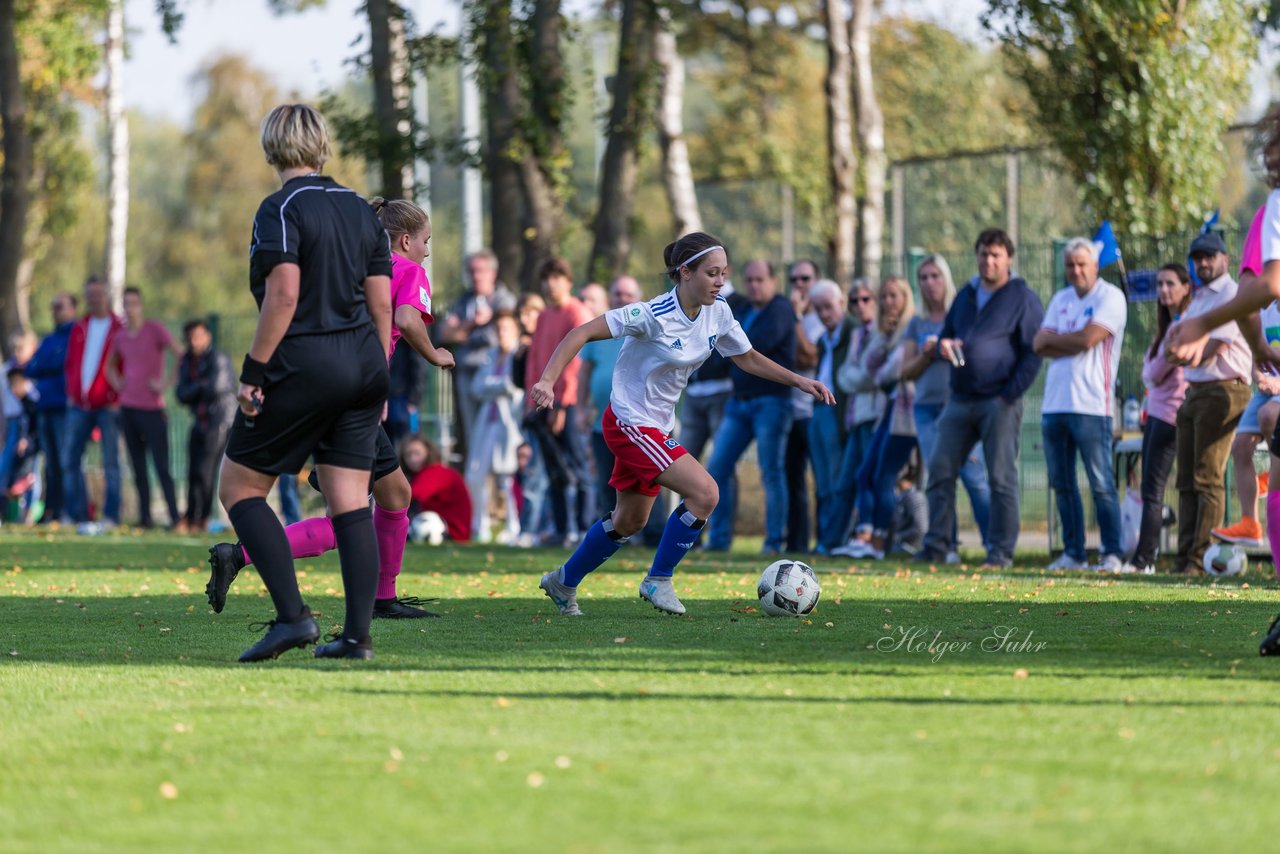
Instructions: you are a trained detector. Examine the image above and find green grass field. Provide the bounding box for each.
[2,532,1278,852]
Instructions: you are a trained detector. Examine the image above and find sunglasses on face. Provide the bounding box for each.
[790,275,812,284]
[852,295,874,304]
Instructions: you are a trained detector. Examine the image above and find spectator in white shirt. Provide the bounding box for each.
[1033,238,1128,572]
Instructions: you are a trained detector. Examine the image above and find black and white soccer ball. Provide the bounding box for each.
[757,559,821,617]
[1203,543,1247,577]
[409,511,446,546]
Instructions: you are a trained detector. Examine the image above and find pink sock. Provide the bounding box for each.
[1268,491,1280,581]
[240,516,336,567]
[374,504,410,600]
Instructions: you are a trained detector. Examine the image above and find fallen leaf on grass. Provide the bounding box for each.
[527,772,545,788]
[554,756,572,769]
[613,637,628,644]
[1013,668,1029,679]
[496,696,513,708]
[159,782,178,800]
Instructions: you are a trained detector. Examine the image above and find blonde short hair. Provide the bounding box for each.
[260,104,331,171]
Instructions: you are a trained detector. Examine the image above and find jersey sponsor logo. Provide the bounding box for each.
[630,307,642,317]
[708,334,717,351]
[670,339,683,350]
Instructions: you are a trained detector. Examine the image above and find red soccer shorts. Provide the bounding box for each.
[602,404,688,497]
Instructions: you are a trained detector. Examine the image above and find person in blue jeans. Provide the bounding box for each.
[806,279,853,553]
[62,276,125,530]
[25,294,78,523]
[922,229,1044,568]
[842,277,918,559]
[706,260,797,553]
[831,280,884,548]
[1034,238,1129,572]
[899,254,990,558]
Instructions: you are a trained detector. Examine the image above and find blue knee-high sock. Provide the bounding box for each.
[561,514,629,587]
[649,502,706,578]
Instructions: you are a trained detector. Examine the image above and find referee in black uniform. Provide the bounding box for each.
[221,104,392,662]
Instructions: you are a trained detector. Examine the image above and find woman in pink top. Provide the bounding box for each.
[1131,263,1192,572]
[107,287,184,528]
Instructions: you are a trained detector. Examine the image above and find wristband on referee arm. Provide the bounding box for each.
[240,354,269,387]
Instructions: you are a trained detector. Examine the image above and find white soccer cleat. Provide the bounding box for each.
[539,567,582,617]
[639,576,686,615]
[1046,554,1087,571]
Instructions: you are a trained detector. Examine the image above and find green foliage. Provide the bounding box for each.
[984,0,1262,237]
[874,16,1035,159]
[7,2,106,325]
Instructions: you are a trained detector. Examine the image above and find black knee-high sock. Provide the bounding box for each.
[228,496,303,621]
[332,507,379,642]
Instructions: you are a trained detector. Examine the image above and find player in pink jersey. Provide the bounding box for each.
[206,197,455,619]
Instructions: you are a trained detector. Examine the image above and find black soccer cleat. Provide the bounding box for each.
[238,607,320,663]
[373,596,441,619]
[206,542,247,613]
[314,634,375,660]
[1260,614,1280,657]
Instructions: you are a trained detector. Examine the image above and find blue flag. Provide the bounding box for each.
[1092,220,1121,268]
[1188,209,1221,287]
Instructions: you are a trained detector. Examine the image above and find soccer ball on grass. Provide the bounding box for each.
[409,511,447,546]
[1203,543,1247,577]
[757,559,821,616]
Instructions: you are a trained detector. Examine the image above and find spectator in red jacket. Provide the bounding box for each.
[401,436,472,542]
[62,276,125,529]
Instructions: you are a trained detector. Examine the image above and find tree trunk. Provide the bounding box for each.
[368,0,414,199]
[586,0,658,283]
[824,0,856,286]
[105,0,129,311]
[517,0,566,291]
[0,0,28,348]
[479,0,524,288]
[851,0,884,282]
[654,15,701,237]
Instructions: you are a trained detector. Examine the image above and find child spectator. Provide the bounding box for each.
[401,436,473,542]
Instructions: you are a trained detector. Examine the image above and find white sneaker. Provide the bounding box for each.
[639,576,686,615]
[830,541,861,558]
[539,567,582,616]
[1046,554,1087,571]
[1092,554,1124,573]
[945,551,962,565]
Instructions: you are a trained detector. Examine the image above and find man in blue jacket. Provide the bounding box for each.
[706,260,797,553]
[919,229,1044,568]
[24,294,77,524]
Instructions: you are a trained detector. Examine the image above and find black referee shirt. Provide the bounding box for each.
[248,174,393,337]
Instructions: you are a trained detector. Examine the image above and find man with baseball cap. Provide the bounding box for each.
[1171,231,1253,574]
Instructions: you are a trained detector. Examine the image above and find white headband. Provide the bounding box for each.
[677,245,723,270]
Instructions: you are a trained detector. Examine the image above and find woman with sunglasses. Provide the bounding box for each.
[828,280,882,550]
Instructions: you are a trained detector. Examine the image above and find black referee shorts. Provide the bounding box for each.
[226,326,389,476]
[373,426,400,480]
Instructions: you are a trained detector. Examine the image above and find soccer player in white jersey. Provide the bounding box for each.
[530,232,834,616]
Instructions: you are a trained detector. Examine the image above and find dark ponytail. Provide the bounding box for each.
[663,232,726,283]
[1149,262,1192,359]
